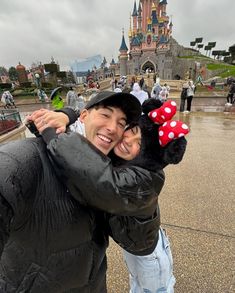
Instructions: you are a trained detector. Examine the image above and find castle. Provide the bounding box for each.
[118,0,185,79]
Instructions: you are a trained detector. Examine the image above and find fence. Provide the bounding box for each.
[0,109,22,135]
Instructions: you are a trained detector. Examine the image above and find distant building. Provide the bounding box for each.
[16,62,28,84]
[70,55,103,73]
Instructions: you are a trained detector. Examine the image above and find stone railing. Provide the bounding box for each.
[126,74,185,91]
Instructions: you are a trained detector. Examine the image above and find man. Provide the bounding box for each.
[0,91,145,292]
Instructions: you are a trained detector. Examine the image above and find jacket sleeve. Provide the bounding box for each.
[45,132,165,217]
[106,205,160,255]
[55,107,79,125]
[0,195,13,257]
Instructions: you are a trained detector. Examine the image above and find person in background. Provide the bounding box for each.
[159,85,169,102]
[226,80,235,105]
[66,87,78,108]
[75,93,85,111]
[130,82,148,105]
[96,81,100,90]
[1,91,16,108]
[151,78,162,100]
[37,88,48,102]
[179,82,189,113]
[130,76,136,89]
[164,83,171,97]
[139,76,145,89]
[185,80,195,113]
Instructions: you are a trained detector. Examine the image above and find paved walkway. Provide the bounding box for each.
[106,112,235,293]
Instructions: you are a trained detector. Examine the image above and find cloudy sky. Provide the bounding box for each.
[0,0,234,70]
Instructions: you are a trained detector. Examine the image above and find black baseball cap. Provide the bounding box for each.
[85,91,141,124]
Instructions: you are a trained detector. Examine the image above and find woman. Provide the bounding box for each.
[31,98,189,292]
[186,80,195,113]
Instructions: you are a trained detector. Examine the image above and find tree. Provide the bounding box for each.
[194,38,203,52]
[8,67,18,81]
[190,41,196,49]
[197,44,204,53]
[207,42,216,57]
[212,50,222,60]
[195,37,203,43]
[204,45,212,56]
[0,66,8,76]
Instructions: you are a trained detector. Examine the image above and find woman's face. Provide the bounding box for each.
[114,126,141,161]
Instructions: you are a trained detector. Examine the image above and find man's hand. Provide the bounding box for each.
[26,109,69,134]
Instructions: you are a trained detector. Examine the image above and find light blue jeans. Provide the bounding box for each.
[123,228,175,293]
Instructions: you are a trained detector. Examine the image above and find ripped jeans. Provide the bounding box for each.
[123,228,175,293]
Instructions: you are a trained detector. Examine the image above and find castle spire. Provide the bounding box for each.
[138,1,142,14]
[137,1,142,32]
[132,0,138,34]
[132,0,138,16]
[119,28,128,51]
[129,12,133,37]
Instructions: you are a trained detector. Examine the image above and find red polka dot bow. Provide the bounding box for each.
[159,120,189,146]
[148,100,177,124]
[148,100,190,146]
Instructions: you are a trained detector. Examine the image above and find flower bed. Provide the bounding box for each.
[0,119,21,135]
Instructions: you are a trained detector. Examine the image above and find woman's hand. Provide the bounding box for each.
[26,109,69,134]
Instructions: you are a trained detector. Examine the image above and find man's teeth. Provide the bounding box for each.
[98,134,111,143]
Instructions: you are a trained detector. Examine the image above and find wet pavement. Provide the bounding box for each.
[12,104,235,293]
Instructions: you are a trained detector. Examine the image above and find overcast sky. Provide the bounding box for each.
[0,0,234,70]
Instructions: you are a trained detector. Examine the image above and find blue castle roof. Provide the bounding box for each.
[152,10,158,25]
[119,34,128,51]
[131,36,141,46]
[110,58,115,65]
[132,0,138,16]
[159,0,168,5]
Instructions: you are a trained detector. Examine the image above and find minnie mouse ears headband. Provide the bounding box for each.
[148,100,189,147]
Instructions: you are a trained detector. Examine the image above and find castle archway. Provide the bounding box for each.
[141,61,156,73]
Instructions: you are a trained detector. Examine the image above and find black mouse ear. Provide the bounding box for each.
[142,98,163,114]
[162,137,187,165]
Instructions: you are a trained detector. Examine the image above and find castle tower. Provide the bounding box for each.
[109,58,116,77]
[159,0,167,16]
[140,0,147,33]
[132,0,138,34]
[119,29,128,76]
[151,2,158,35]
